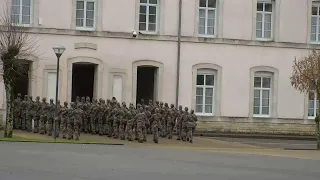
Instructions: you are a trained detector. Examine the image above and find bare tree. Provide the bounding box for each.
[0,2,39,138]
[290,50,320,150]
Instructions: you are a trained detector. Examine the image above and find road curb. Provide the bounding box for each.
[194,133,316,141]
[0,139,124,146]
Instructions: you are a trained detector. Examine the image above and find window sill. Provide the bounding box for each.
[309,41,320,45]
[256,38,273,42]
[11,23,31,28]
[76,27,96,32]
[195,113,214,117]
[198,34,216,38]
[138,31,158,35]
[253,114,271,118]
[308,116,316,120]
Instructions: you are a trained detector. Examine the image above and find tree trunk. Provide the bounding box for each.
[3,79,13,138]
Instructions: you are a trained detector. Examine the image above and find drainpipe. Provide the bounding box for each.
[175,0,182,107]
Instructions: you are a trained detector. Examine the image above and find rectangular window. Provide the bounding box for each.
[198,0,217,36]
[253,75,272,117]
[311,3,320,42]
[256,1,273,39]
[139,0,158,33]
[11,0,32,25]
[308,91,319,118]
[113,76,123,103]
[196,73,215,115]
[76,0,96,30]
[47,72,57,102]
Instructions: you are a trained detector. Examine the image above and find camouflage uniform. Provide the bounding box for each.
[26,96,35,132]
[33,96,41,133]
[181,107,189,141]
[13,93,22,129]
[145,106,152,134]
[21,95,28,130]
[187,110,198,143]
[107,102,116,137]
[150,108,162,143]
[39,98,49,134]
[83,97,91,133]
[166,104,176,139]
[98,99,106,136]
[160,102,168,137]
[74,104,83,140]
[126,103,136,141]
[113,103,121,139]
[89,99,97,134]
[134,106,148,143]
[176,105,183,140]
[103,99,111,135]
[119,102,128,140]
[46,99,55,136]
[54,100,61,137]
[67,103,75,140]
[60,102,69,139]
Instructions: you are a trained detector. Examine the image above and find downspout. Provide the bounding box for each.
[175,0,182,107]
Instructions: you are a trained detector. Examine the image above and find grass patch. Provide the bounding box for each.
[0,136,124,145]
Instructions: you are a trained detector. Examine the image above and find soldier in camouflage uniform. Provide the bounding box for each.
[166,104,176,139]
[176,105,183,140]
[98,99,106,136]
[113,102,122,139]
[119,102,128,140]
[103,99,111,135]
[83,96,91,133]
[33,96,41,133]
[160,102,168,137]
[134,104,142,140]
[80,97,85,132]
[21,95,28,130]
[145,105,152,134]
[155,101,160,109]
[150,108,162,143]
[134,106,148,143]
[25,96,34,132]
[67,103,75,140]
[54,100,61,137]
[140,99,145,109]
[13,93,22,129]
[47,99,55,136]
[60,102,69,139]
[39,98,49,134]
[107,100,116,137]
[75,96,80,106]
[186,110,198,143]
[89,98,97,134]
[125,103,136,141]
[74,104,83,140]
[181,107,189,141]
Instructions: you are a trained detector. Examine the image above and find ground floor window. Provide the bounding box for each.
[253,72,272,117]
[308,91,318,119]
[196,72,215,115]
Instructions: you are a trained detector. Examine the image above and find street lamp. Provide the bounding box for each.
[52,45,66,141]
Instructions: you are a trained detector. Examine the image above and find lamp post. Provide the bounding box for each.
[52,45,66,141]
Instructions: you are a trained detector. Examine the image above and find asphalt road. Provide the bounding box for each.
[0,142,319,180]
[209,137,317,150]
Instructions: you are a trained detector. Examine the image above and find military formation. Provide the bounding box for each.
[12,93,198,143]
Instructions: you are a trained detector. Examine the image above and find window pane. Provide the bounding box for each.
[254,77,261,87]
[139,23,146,30]
[256,22,262,30]
[22,15,30,24]
[86,19,94,27]
[87,2,95,10]
[11,6,20,15]
[308,108,315,117]
[140,6,146,14]
[262,107,269,115]
[262,77,271,88]
[208,0,216,8]
[149,6,156,14]
[264,22,271,31]
[264,31,271,39]
[253,107,260,114]
[254,98,260,106]
[207,27,214,35]
[11,15,20,23]
[254,90,260,98]
[199,26,205,34]
[149,0,158,4]
[196,96,203,105]
[149,14,156,23]
[262,90,269,98]
[311,26,316,34]
[22,0,31,6]
[200,0,206,7]
[256,30,262,38]
[197,75,204,85]
[148,23,156,31]
[199,9,205,18]
[205,97,213,105]
[76,10,84,18]
[207,18,214,26]
[308,100,315,109]
[265,14,271,23]
[312,7,318,15]
[76,1,84,9]
[22,6,30,16]
[196,87,203,96]
[86,11,94,19]
[196,105,203,113]
[205,88,213,96]
[257,3,263,11]
[312,17,317,26]
[208,10,215,18]
[76,18,83,26]
[205,75,214,85]
[199,17,205,26]
[262,99,269,106]
[205,105,213,113]
[265,3,272,12]
[140,0,147,3]
[311,34,317,41]
[256,13,262,21]
[139,14,146,23]
[12,0,20,5]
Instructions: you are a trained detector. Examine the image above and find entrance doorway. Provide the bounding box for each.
[71,63,96,102]
[136,66,158,105]
[12,60,31,98]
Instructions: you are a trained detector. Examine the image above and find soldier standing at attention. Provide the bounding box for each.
[60,102,69,139]
[33,96,41,133]
[113,102,121,139]
[74,104,83,140]
[187,110,198,143]
[103,99,110,135]
[166,104,176,139]
[181,107,189,141]
[126,103,136,141]
[84,96,91,133]
[67,103,75,140]
[150,108,162,143]
[89,98,96,134]
[39,98,48,134]
[47,99,55,136]
[21,95,28,130]
[13,93,22,129]
[176,105,183,140]
[145,105,152,134]
[54,100,61,137]
[98,99,105,136]
[119,102,128,140]
[80,97,86,132]
[25,96,34,132]
[134,106,148,143]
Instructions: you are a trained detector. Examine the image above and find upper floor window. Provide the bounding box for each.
[253,72,272,117]
[11,0,32,25]
[198,0,217,36]
[196,72,215,115]
[308,91,319,119]
[311,3,320,42]
[256,1,273,40]
[139,0,158,33]
[76,0,96,31]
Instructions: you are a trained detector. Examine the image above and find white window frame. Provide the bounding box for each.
[195,73,215,116]
[198,0,217,37]
[139,0,159,34]
[11,0,33,27]
[256,0,274,41]
[308,91,318,120]
[311,2,320,43]
[253,73,272,118]
[75,0,96,31]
